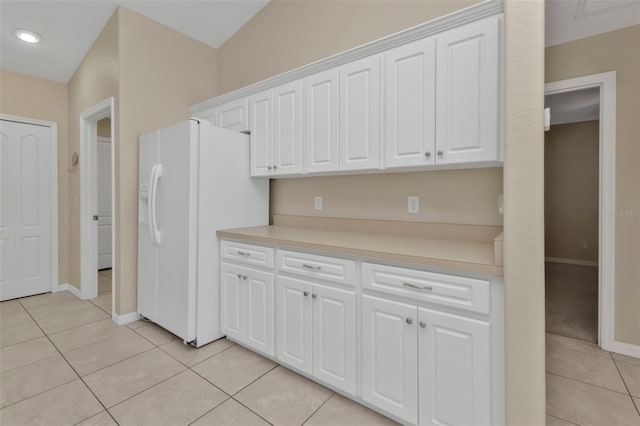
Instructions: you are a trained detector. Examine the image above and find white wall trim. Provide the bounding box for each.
[79,98,115,311]
[0,114,58,295]
[190,0,503,114]
[545,71,616,353]
[545,257,598,267]
[610,340,640,359]
[113,311,141,325]
[53,283,82,299]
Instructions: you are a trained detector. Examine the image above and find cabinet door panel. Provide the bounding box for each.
[274,81,303,175]
[244,267,275,356]
[385,38,436,168]
[312,284,356,395]
[220,262,244,341]
[418,308,492,426]
[276,275,313,374]
[362,295,417,424]
[436,16,500,164]
[249,90,274,176]
[339,55,381,171]
[217,98,249,132]
[305,69,339,172]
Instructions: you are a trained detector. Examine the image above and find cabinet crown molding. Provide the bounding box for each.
[190,0,503,114]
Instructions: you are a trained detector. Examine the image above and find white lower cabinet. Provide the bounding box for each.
[418,308,491,426]
[362,295,418,424]
[221,262,274,357]
[362,293,493,426]
[276,275,357,395]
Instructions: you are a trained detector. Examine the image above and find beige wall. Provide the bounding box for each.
[545,120,599,261]
[546,25,640,345]
[97,118,111,138]
[272,169,503,225]
[116,7,217,314]
[67,11,120,291]
[503,1,546,423]
[0,70,70,284]
[217,0,480,94]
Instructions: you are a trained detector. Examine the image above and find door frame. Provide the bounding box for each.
[544,71,616,352]
[79,98,115,307]
[0,114,59,294]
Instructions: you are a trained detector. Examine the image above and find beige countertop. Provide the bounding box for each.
[218,224,503,276]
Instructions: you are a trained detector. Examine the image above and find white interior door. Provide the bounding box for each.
[0,119,52,301]
[97,138,112,270]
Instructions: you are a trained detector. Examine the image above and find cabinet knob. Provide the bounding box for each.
[419,321,427,328]
[312,293,318,299]
[267,166,272,170]
[405,318,413,325]
[424,151,431,157]
[437,150,444,156]
[236,274,242,279]
[303,291,309,297]
[243,275,248,280]
[273,165,278,170]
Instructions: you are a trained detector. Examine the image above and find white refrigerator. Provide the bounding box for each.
[137,119,268,347]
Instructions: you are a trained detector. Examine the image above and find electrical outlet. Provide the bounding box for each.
[579,241,588,250]
[314,196,323,210]
[408,196,419,214]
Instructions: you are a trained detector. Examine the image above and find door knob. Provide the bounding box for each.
[405,318,413,325]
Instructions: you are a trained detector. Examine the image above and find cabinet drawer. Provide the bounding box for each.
[221,240,274,268]
[277,250,356,286]
[362,263,490,314]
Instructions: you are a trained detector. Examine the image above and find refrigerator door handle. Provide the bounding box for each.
[149,164,163,245]
[147,164,158,244]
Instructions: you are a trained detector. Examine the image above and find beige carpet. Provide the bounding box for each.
[545,262,598,343]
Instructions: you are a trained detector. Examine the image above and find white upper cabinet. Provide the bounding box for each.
[249,90,274,177]
[435,16,501,165]
[384,38,436,168]
[339,55,381,171]
[216,98,249,132]
[273,81,304,175]
[305,68,340,173]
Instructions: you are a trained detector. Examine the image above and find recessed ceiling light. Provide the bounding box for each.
[15,29,41,44]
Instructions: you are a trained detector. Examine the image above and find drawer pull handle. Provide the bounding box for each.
[237,251,251,257]
[403,282,433,291]
[302,264,321,271]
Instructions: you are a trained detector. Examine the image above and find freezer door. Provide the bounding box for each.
[137,131,159,321]
[155,120,199,342]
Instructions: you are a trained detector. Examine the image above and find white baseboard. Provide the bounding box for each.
[54,283,82,299]
[610,340,640,359]
[545,257,598,267]
[113,311,141,325]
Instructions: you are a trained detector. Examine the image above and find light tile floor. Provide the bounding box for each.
[0,292,398,426]
[546,332,640,425]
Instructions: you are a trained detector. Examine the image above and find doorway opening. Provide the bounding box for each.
[544,72,616,350]
[79,98,115,318]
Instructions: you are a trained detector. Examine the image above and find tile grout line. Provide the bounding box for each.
[227,396,275,426]
[0,368,78,410]
[300,390,335,425]
[546,413,581,426]
[610,353,640,416]
[159,339,237,369]
[16,298,120,426]
[185,396,235,426]
[545,370,631,396]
